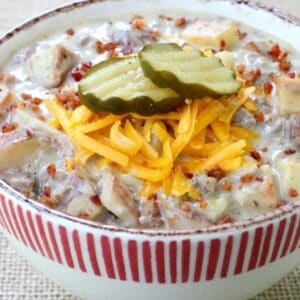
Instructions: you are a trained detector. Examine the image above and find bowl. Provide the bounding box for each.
[0,1,300,299]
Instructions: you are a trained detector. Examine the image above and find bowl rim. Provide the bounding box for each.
[0,0,300,237]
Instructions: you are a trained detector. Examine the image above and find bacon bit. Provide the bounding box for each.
[277,200,288,208]
[95,40,105,54]
[47,164,56,177]
[181,202,191,212]
[207,165,225,181]
[30,104,40,112]
[242,68,262,85]
[18,102,26,109]
[284,149,296,155]
[175,17,187,27]
[78,213,91,220]
[183,170,193,179]
[21,189,31,198]
[38,195,55,207]
[151,201,161,217]
[31,97,42,105]
[37,115,46,121]
[237,29,247,40]
[66,28,75,36]
[0,73,4,81]
[263,81,273,95]
[130,15,145,29]
[26,130,32,137]
[240,173,254,184]
[43,186,51,197]
[221,181,232,191]
[279,57,291,72]
[71,61,92,82]
[268,43,281,60]
[255,177,264,182]
[198,197,208,209]
[6,74,16,83]
[288,72,296,79]
[244,41,260,53]
[21,93,32,100]
[71,71,82,82]
[288,188,298,198]
[253,110,264,123]
[220,39,226,50]
[55,89,81,111]
[104,42,118,51]
[217,215,234,225]
[261,146,268,152]
[1,122,18,133]
[90,195,102,206]
[147,193,158,201]
[236,64,246,75]
[159,15,173,21]
[0,112,4,119]
[250,149,261,161]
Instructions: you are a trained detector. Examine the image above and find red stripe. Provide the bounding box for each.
[193,242,204,282]
[17,206,36,252]
[73,230,87,272]
[234,231,249,275]
[0,198,10,233]
[221,236,233,278]
[114,238,126,281]
[87,233,101,275]
[128,240,139,282]
[101,236,116,278]
[258,224,273,267]
[248,227,263,271]
[206,239,221,280]
[156,241,166,283]
[0,209,6,230]
[281,214,297,258]
[8,200,27,244]
[290,219,300,253]
[0,195,16,236]
[59,226,74,268]
[181,239,191,283]
[47,222,62,264]
[169,241,177,283]
[36,215,54,260]
[27,211,45,256]
[142,241,152,283]
[270,219,287,262]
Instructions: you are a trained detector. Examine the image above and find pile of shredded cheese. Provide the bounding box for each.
[45,85,257,199]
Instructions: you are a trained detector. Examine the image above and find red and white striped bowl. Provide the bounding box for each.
[0,1,300,299]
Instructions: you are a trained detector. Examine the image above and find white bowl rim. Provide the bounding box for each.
[0,0,300,237]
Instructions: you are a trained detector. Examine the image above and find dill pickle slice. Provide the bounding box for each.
[138,43,242,98]
[79,56,183,116]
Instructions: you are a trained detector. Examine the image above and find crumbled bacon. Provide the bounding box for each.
[288,188,298,198]
[253,110,264,123]
[21,93,32,100]
[71,61,92,82]
[279,57,291,72]
[43,186,51,197]
[159,15,173,21]
[207,165,225,181]
[242,68,262,85]
[66,28,75,36]
[148,194,158,201]
[244,41,260,53]
[90,195,102,206]
[240,173,254,183]
[255,177,264,182]
[31,97,42,105]
[151,201,161,217]
[261,146,268,152]
[250,149,261,161]
[221,181,232,191]
[130,15,145,29]
[284,149,296,155]
[0,73,4,81]
[55,89,81,111]
[277,200,288,208]
[288,72,296,79]
[26,130,32,137]
[37,115,45,121]
[47,164,56,177]
[217,215,234,225]
[38,195,55,207]
[263,81,273,95]
[268,43,281,60]
[175,17,187,27]
[1,122,18,133]
[181,202,191,212]
[237,29,247,40]
[95,40,105,54]
[30,104,40,112]
[236,64,246,75]
[220,39,226,50]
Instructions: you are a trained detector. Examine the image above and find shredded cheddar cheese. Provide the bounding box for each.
[46,86,257,198]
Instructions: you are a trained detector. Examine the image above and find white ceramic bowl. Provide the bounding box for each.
[0,1,299,299]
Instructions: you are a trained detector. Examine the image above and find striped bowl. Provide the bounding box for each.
[0,1,300,299]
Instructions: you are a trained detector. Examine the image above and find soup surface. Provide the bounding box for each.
[0,12,300,229]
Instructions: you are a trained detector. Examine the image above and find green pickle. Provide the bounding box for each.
[139,43,242,98]
[78,56,184,116]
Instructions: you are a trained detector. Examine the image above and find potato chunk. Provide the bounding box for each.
[27,44,77,88]
[182,20,239,49]
[277,157,300,199]
[275,76,300,115]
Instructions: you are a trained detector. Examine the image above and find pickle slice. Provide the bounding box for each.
[79,56,183,116]
[139,43,242,98]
